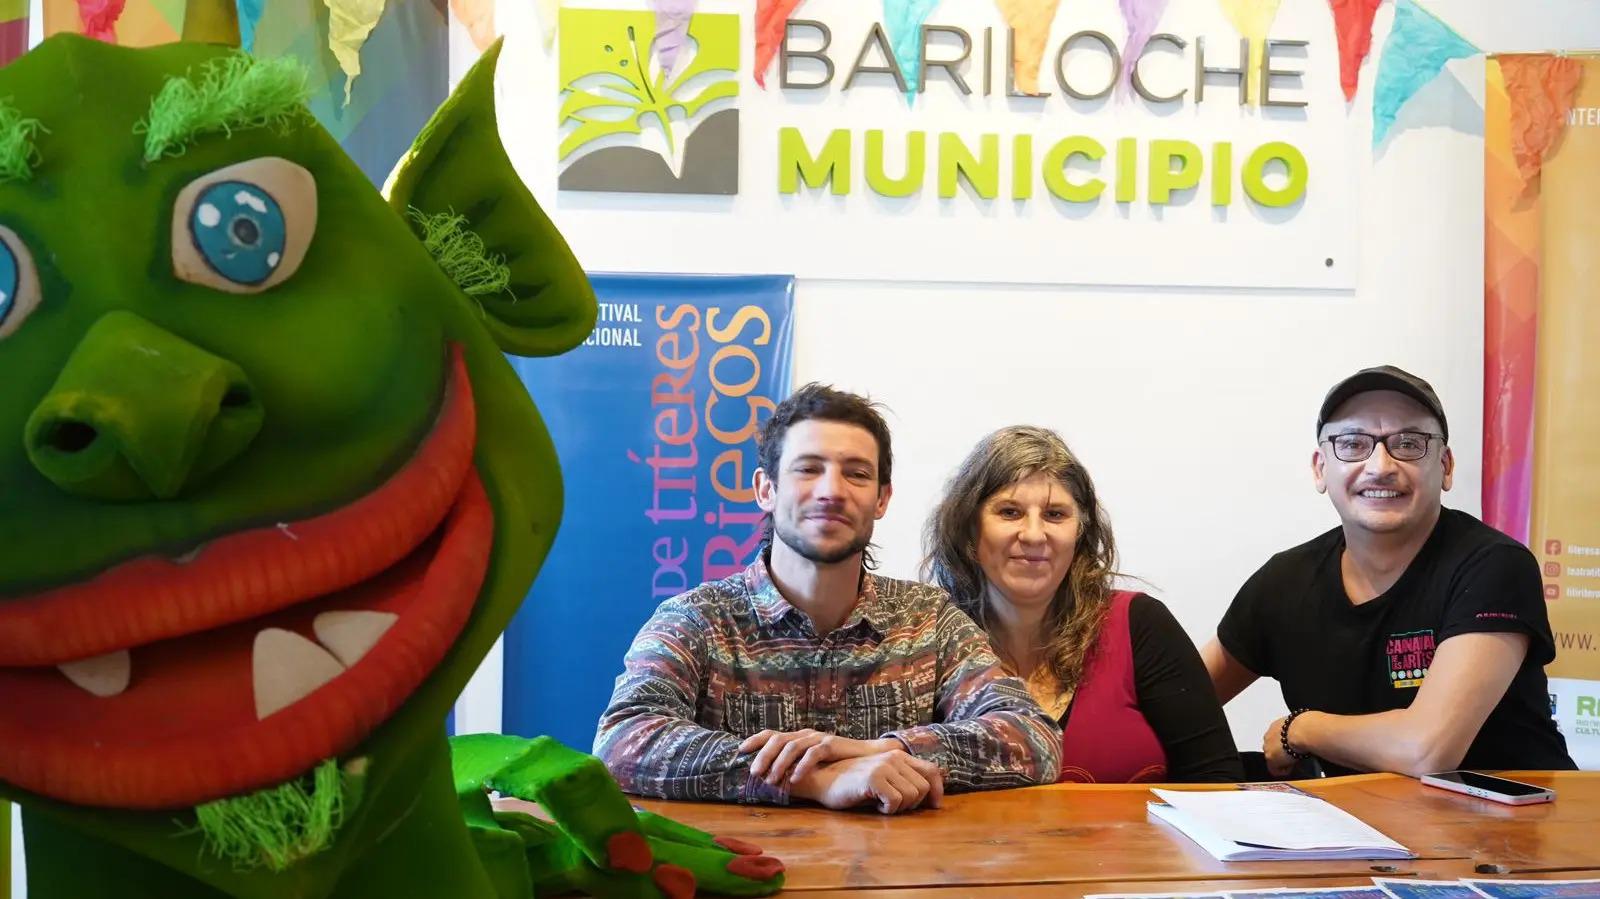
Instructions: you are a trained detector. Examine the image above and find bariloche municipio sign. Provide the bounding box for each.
[496,0,1360,289]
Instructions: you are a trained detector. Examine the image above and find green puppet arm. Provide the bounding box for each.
[450,734,786,899]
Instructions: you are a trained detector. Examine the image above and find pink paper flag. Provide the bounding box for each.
[650,0,698,80]
[76,0,124,42]
[755,0,806,88]
[1119,0,1171,97]
[996,0,1063,96]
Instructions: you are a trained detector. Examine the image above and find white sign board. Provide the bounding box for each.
[493,0,1359,290]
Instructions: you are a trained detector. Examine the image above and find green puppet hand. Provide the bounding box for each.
[450,734,785,898]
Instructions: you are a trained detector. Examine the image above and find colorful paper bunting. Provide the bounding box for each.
[1328,0,1381,102]
[882,0,941,98]
[449,0,495,52]
[1119,0,1171,98]
[237,0,262,51]
[324,0,388,106]
[1372,0,1479,147]
[76,0,126,41]
[1216,0,1281,105]
[997,0,1062,96]
[1499,54,1583,187]
[755,0,806,88]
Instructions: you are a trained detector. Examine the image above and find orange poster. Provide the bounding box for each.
[1487,55,1600,763]
[1528,61,1600,680]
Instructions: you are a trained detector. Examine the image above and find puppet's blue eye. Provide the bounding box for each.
[172,158,316,295]
[189,181,288,286]
[0,225,38,339]
[0,238,17,326]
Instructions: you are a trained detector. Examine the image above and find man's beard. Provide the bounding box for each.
[775,517,872,565]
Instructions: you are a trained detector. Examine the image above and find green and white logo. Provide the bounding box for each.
[1578,695,1600,736]
[557,8,741,195]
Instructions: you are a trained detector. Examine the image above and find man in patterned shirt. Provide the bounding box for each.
[595,384,1062,814]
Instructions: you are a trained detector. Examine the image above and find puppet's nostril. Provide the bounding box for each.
[221,385,253,409]
[44,420,98,453]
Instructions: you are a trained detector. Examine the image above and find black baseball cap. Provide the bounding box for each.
[1315,365,1448,442]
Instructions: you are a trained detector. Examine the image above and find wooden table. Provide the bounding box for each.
[627,772,1600,895]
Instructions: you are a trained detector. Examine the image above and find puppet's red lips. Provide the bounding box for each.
[0,346,492,809]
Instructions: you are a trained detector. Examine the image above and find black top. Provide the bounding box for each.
[1064,594,1244,782]
[1218,508,1574,775]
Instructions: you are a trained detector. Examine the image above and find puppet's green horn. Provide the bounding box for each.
[182,0,242,46]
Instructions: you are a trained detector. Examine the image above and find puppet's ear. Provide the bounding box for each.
[181,0,241,45]
[385,39,595,358]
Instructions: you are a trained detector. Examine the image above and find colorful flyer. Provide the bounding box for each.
[1086,893,1226,899]
[1376,880,1483,899]
[1226,889,1388,898]
[1466,880,1600,898]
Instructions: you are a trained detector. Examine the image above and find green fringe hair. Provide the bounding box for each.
[193,758,344,872]
[139,52,311,163]
[410,208,512,297]
[0,99,44,183]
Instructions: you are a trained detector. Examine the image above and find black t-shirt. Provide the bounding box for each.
[1218,508,1574,775]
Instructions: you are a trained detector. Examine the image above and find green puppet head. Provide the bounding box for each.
[0,32,595,896]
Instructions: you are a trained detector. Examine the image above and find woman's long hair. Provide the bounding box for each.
[924,426,1118,694]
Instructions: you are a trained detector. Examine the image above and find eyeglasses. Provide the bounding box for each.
[1320,431,1445,463]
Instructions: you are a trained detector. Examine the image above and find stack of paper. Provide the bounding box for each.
[1147,788,1414,862]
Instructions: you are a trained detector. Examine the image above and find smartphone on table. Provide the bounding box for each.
[1420,770,1555,805]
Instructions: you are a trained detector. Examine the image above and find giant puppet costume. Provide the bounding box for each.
[0,31,783,899]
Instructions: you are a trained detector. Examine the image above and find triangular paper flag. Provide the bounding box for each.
[649,0,697,80]
[755,0,806,88]
[1498,54,1583,186]
[1372,0,1479,147]
[1216,0,1281,105]
[237,0,262,51]
[1329,0,1381,101]
[536,0,558,49]
[76,0,125,41]
[883,0,940,99]
[449,0,495,52]
[1119,0,1172,98]
[324,0,387,106]
[997,0,1062,96]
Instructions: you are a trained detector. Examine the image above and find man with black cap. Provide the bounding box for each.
[1200,366,1573,778]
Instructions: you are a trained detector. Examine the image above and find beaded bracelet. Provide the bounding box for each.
[1281,709,1311,761]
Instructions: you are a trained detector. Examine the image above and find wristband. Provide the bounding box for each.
[1281,709,1311,761]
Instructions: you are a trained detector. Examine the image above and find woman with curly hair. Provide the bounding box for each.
[925,426,1242,783]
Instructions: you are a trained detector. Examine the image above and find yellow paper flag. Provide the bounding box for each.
[325,0,387,106]
[450,0,495,51]
[1216,0,1281,104]
[536,0,557,48]
[996,0,1062,96]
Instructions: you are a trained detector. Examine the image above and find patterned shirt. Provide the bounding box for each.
[593,559,1062,804]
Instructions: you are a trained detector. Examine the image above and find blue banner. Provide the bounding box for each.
[503,273,795,750]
